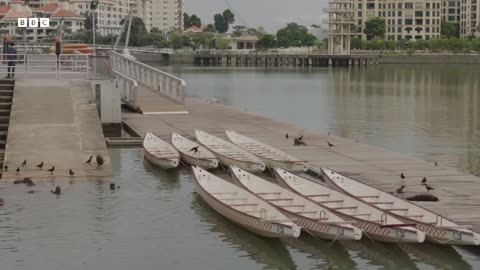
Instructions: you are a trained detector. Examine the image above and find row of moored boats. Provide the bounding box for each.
[143,130,480,245]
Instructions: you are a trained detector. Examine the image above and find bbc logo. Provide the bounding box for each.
[17,18,50,28]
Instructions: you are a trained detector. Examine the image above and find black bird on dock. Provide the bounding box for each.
[51,186,61,195]
[3,165,7,172]
[401,173,405,180]
[96,155,105,167]
[423,183,435,192]
[397,185,405,194]
[293,137,307,146]
[285,133,289,139]
[421,177,427,184]
[328,142,335,148]
[47,166,55,175]
[434,162,438,166]
[110,183,119,190]
[189,146,200,153]
[85,156,93,165]
[21,160,26,167]
[69,169,74,177]
[37,161,44,169]
[16,167,20,174]
[298,135,304,141]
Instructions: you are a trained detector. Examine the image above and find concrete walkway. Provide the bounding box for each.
[2,79,112,180]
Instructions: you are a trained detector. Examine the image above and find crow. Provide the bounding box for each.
[69,169,74,177]
[298,135,304,141]
[397,185,405,194]
[423,183,435,192]
[189,146,200,153]
[285,133,289,139]
[51,186,61,195]
[16,167,20,174]
[85,156,93,165]
[37,161,44,169]
[96,155,105,167]
[401,173,405,180]
[3,165,7,172]
[21,160,26,167]
[421,177,427,184]
[47,166,55,175]
[293,137,307,146]
[434,162,438,166]
[328,142,335,148]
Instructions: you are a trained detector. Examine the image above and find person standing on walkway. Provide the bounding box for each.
[5,42,17,79]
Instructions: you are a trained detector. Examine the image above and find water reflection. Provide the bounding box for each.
[340,240,418,270]
[143,159,181,191]
[399,243,471,270]
[283,236,356,270]
[191,195,297,270]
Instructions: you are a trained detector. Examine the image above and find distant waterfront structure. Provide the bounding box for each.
[307,25,328,40]
[324,0,355,55]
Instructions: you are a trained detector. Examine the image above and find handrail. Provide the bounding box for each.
[112,68,138,109]
[109,50,185,105]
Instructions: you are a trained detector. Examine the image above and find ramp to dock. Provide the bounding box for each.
[2,79,112,180]
[133,85,189,115]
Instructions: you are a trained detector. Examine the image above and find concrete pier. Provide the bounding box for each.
[2,79,112,180]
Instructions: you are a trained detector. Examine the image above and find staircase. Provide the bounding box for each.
[0,79,14,178]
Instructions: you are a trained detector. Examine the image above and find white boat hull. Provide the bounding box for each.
[195,184,299,238]
[144,150,179,169]
[179,152,218,169]
[262,158,308,173]
[216,154,264,173]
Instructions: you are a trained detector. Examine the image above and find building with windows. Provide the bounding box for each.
[327,0,479,40]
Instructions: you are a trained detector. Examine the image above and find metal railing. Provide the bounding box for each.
[0,53,89,79]
[109,50,185,105]
[112,68,138,109]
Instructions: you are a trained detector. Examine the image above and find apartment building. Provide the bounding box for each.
[151,0,183,32]
[442,0,461,23]
[460,0,479,36]
[353,0,443,41]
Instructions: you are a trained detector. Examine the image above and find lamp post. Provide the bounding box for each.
[90,0,99,76]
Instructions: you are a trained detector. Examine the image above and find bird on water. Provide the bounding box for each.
[293,137,307,146]
[397,185,405,194]
[189,146,200,153]
[421,177,427,184]
[21,160,26,167]
[37,161,44,169]
[69,169,74,177]
[85,156,93,165]
[328,142,335,148]
[96,155,105,167]
[423,183,435,192]
[47,166,55,175]
[51,186,61,195]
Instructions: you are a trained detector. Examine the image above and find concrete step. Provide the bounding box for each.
[0,131,7,140]
[0,79,14,85]
[0,96,12,102]
[0,123,9,131]
[0,116,9,124]
[0,90,13,96]
[0,109,10,116]
[0,84,13,91]
[0,103,11,110]
[0,140,6,148]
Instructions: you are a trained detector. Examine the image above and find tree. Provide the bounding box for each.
[150,27,161,34]
[386,40,397,50]
[192,32,215,49]
[276,23,317,47]
[470,38,480,51]
[218,38,230,50]
[119,16,147,46]
[441,21,459,38]
[171,33,189,49]
[413,39,428,51]
[364,17,386,39]
[204,24,216,32]
[351,37,362,49]
[222,9,235,24]
[183,13,190,29]
[83,12,96,31]
[257,34,277,49]
[232,25,247,37]
[190,14,202,27]
[214,13,228,33]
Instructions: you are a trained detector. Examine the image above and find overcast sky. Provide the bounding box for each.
[184,0,328,33]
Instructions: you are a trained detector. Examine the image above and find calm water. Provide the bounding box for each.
[1,65,480,269]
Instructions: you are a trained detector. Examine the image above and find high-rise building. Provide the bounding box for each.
[460,0,480,37]
[151,0,183,32]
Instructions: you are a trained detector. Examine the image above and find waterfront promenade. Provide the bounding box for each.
[2,79,112,180]
[123,95,480,232]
